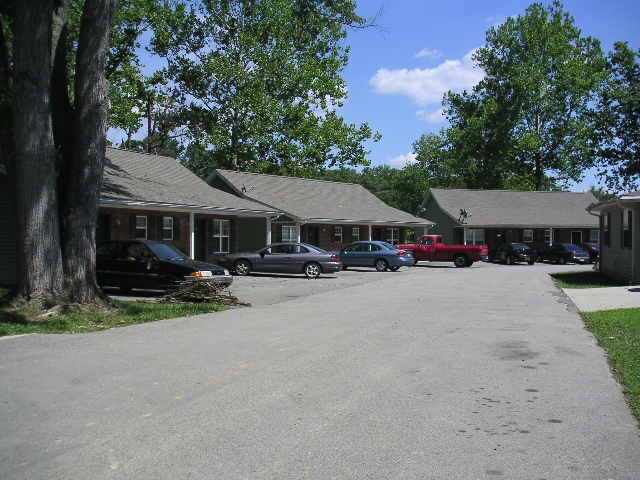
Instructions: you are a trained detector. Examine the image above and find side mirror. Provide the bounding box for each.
[260,251,266,258]
[146,260,153,270]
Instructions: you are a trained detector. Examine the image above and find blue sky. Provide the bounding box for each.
[338,0,640,191]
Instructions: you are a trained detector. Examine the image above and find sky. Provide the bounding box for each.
[336,0,640,191]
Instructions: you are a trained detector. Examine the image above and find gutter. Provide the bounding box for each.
[99,198,279,217]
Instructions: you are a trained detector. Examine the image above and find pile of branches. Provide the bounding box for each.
[162,280,250,307]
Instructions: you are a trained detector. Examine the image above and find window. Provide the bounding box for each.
[464,228,485,246]
[419,237,434,246]
[589,229,599,243]
[603,213,610,246]
[162,216,174,240]
[522,229,534,243]
[281,225,298,243]
[135,215,147,240]
[623,209,632,248]
[351,227,360,241]
[386,228,400,245]
[571,231,583,245]
[333,226,343,243]
[211,219,231,253]
[544,229,552,246]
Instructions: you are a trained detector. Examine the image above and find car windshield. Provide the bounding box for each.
[511,243,529,250]
[147,242,189,261]
[562,244,587,255]
[378,242,397,250]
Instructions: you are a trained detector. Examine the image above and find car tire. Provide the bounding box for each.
[342,265,348,270]
[304,262,321,279]
[453,254,468,268]
[375,258,389,272]
[234,259,251,276]
[413,259,419,265]
[528,258,535,265]
[466,260,474,267]
[390,266,400,271]
[506,255,514,265]
[559,256,567,265]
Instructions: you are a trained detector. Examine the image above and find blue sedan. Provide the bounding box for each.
[339,241,414,271]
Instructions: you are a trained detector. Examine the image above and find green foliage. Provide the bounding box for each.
[582,308,640,420]
[595,42,640,192]
[150,0,379,173]
[0,300,225,336]
[414,1,610,191]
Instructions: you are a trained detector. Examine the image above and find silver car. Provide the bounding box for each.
[217,243,343,279]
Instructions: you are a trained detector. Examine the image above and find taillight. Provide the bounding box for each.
[331,254,339,261]
[396,251,406,256]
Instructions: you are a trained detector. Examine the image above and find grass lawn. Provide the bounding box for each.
[582,308,640,421]
[0,288,225,336]
[551,270,626,289]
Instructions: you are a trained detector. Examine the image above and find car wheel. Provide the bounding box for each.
[390,266,400,271]
[342,265,348,270]
[559,256,567,265]
[506,255,514,265]
[466,260,474,267]
[375,258,389,272]
[234,259,251,276]
[304,262,321,279]
[528,258,535,265]
[413,259,419,265]
[453,254,468,268]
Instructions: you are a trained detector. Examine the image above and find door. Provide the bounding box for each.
[258,244,293,272]
[571,231,582,244]
[305,226,319,247]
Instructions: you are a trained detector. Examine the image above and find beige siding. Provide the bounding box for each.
[599,204,639,284]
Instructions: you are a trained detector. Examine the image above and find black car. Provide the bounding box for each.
[217,242,342,278]
[97,240,232,292]
[580,242,600,263]
[538,243,591,265]
[489,243,536,265]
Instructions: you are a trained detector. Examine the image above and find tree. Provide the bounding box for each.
[418,2,608,191]
[595,42,640,192]
[152,0,379,174]
[2,0,117,306]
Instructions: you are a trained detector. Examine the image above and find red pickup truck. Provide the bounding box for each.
[397,234,488,267]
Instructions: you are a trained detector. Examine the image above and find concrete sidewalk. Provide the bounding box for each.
[563,285,640,311]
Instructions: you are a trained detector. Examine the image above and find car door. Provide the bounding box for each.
[340,244,358,266]
[117,242,156,288]
[286,244,312,273]
[259,244,292,272]
[362,243,381,266]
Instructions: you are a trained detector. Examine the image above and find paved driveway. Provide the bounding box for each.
[1,262,638,479]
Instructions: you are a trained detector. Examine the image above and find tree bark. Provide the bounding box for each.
[61,0,117,303]
[12,0,65,305]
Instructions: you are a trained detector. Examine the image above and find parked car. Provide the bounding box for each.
[96,240,232,292]
[580,242,600,263]
[488,243,536,265]
[397,234,488,268]
[339,241,415,271]
[538,243,591,265]
[217,242,342,278]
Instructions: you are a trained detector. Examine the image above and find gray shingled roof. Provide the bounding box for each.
[429,188,598,228]
[101,148,276,215]
[215,169,434,226]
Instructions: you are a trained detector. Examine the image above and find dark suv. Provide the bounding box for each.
[489,243,536,265]
[97,240,232,292]
[538,243,591,265]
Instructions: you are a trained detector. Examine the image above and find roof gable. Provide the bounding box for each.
[215,169,433,226]
[429,188,598,228]
[101,148,276,215]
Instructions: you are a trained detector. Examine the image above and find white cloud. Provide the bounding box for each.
[369,49,483,106]
[414,48,442,59]
[387,152,417,168]
[416,108,445,123]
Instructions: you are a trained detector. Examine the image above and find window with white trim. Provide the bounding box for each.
[589,229,599,242]
[464,228,485,245]
[135,215,147,240]
[623,209,632,248]
[351,227,360,241]
[162,216,174,240]
[281,225,298,242]
[522,229,534,243]
[544,229,552,246]
[333,226,343,243]
[211,219,231,253]
[386,227,400,245]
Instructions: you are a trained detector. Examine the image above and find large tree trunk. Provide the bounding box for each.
[61,0,117,303]
[12,0,65,305]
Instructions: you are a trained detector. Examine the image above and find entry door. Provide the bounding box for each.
[571,231,582,244]
[306,226,319,247]
[194,218,207,261]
